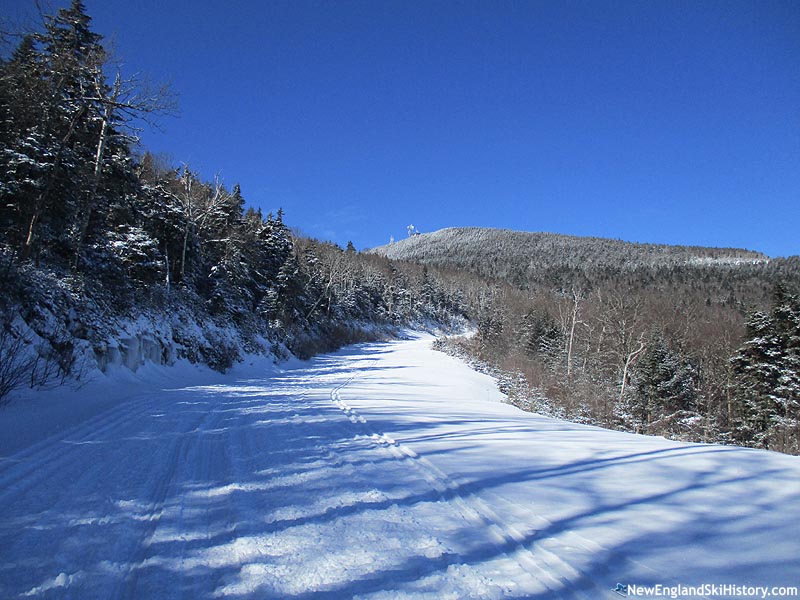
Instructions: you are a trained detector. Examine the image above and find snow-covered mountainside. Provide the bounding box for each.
[368,228,771,284]
[371,227,768,264]
[1,334,797,599]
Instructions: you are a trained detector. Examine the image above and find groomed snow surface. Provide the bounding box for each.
[1,334,798,599]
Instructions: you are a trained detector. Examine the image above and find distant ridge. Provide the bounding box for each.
[367,227,769,286]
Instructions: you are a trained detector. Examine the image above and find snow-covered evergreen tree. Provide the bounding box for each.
[731,285,800,452]
[631,333,701,437]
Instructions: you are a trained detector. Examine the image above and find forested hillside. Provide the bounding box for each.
[372,228,800,455]
[370,227,773,293]
[0,2,466,402]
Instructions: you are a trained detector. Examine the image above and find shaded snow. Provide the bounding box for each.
[0,334,797,598]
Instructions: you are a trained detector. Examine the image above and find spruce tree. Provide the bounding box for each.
[731,285,800,452]
[633,333,699,436]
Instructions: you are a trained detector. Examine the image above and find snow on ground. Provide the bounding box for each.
[0,333,798,599]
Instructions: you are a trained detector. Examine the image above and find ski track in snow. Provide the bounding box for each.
[0,334,798,599]
[329,378,614,600]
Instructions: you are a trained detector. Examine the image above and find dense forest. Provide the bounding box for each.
[0,2,466,400]
[373,229,800,455]
[2,2,799,456]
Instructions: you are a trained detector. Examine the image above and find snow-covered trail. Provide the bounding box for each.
[1,335,798,599]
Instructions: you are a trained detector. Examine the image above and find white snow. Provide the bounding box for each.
[1,333,798,599]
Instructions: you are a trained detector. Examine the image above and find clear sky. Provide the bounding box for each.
[5,1,800,256]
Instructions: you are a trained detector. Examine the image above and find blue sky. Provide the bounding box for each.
[5,1,800,256]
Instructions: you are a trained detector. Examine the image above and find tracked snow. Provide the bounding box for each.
[0,334,797,599]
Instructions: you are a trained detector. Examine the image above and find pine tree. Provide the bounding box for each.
[27,0,106,260]
[731,285,800,452]
[632,333,700,436]
[518,309,563,361]
[0,36,49,248]
[207,184,254,317]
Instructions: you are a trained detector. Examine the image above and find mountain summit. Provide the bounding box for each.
[368,227,768,285]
